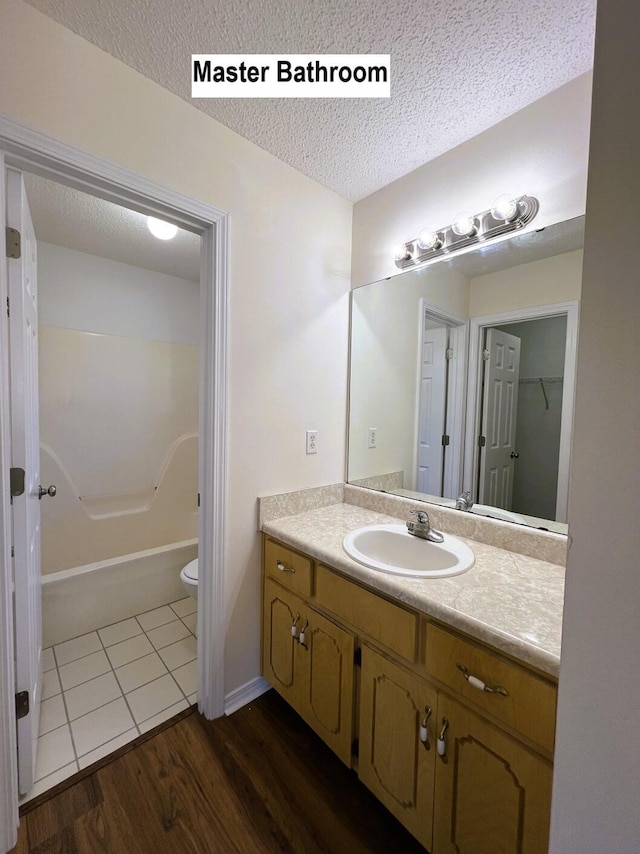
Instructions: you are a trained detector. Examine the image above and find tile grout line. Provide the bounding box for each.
[96,623,142,747]
[37,600,197,786]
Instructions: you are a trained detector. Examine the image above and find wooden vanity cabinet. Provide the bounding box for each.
[262,576,355,765]
[432,694,552,854]
[358,645,438,849]
[261,535,556,853]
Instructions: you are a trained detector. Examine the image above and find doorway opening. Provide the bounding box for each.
[465,302,578,526]
[0,118,228,834]
[24,172,201,800]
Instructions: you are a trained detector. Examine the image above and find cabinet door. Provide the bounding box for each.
[359,644,437,850]
[262,577,305,711]
[433,695,553,854]
[297,605,356,766]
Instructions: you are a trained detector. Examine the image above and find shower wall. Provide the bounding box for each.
[38,241,199,574]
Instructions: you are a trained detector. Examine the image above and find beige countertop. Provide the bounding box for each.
[262,502,564,678]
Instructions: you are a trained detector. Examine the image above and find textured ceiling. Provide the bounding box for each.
[24,174,201,281]
[24,0,596,201]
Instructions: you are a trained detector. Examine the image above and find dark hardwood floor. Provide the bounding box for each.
[11,689,426,853]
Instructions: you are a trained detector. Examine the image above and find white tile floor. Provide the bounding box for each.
[22,596,197,804]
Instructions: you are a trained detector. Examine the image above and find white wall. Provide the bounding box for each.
[352,74,591,287]
[549,0,640,849]
[38,241,199,345]
[0,0,352,694]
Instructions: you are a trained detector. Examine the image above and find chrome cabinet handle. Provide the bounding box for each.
[276,560,295,574]
[298,619,309,647]
[291,614,300,638]
[419,705,432,748]
[437,717,449,758]
[38,484,57,499]
[457,662,509,696]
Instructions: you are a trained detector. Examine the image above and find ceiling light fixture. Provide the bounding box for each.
[147,216,178,240]
[394,194,539,270]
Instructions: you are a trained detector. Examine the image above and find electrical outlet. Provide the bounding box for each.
[306,430,318,454]
[368,427,378,449]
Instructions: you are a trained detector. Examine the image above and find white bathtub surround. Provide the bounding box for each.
[41,539,197,647]
[22,596,198,805]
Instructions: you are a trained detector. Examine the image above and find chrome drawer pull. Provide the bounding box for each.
[276,560,296,574]
[419,705,432,748]
[456,662,509,696]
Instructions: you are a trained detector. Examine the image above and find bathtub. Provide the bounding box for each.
[41,538,198,647]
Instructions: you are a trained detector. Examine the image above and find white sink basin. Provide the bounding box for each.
[343,524,474,578]
[471,504,527,524]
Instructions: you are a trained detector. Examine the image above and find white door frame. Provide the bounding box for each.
[0,116,229,852]
[412,299,468,500]
[464,301,579,522]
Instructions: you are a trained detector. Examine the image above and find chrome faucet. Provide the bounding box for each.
[406,509,444,543]
[455,491,474,512]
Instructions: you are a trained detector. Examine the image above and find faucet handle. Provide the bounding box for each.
[410,509,429,524]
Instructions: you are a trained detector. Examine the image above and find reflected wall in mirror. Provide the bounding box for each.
[348,217,584,534]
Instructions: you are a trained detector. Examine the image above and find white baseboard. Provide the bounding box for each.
[224,676,271,716]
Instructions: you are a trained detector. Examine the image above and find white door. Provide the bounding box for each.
[479,328,521,509]
[416,325,448,495]
[7,167,42,794]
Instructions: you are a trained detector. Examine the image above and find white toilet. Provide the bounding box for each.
[180,558,198,601]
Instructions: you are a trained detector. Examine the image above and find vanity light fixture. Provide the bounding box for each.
[147,216,178,240]
[394,194,539,270]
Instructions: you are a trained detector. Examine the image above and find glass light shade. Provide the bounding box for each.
[393,243,411,261]
[451,211,477,237]
[416,228,441,251]
[148,217,178,240]
[491,195,519,222]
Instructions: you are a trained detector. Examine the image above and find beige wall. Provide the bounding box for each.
[469,249,583,317]
[352,73,592,287]
[0,0,352,694]
[549,0,640,849]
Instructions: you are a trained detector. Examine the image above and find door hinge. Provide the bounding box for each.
[15,691,29,720]
[442,435,450,446]
[478,435,486,448]
[445,347,453,360]
[482,348,490,361]
[6,296,9,318]
[11,545,14,558]
[353,647,362,667]
[10,467,25,497]
[6,227,21,259]
[351,737,359,758]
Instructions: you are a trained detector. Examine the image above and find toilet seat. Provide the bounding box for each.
[182,558,198,582]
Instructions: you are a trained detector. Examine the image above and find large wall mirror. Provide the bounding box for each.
[347,216,584,535]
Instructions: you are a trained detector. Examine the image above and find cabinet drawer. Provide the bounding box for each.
[314,565,418,662]
[425,623,557,752]
[264,538,313,597]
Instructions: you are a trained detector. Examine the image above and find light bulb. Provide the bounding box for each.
[416,228,441,251]
[148,216,178,240]
[451,212,477,237]
[393,243,411,262]
[491,195,519,222]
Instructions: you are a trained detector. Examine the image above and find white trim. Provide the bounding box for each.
[0,152,19,854]
[0,116,229,845]
[224,677,271,717]
[464,301,579,522]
